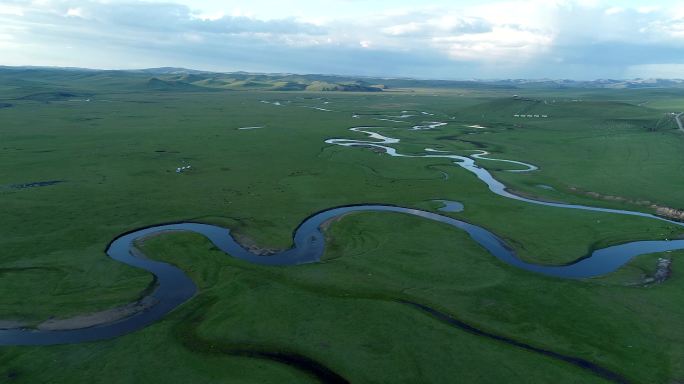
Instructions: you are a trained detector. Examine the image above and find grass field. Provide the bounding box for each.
[1,69,683,382]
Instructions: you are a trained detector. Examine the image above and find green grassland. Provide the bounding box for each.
[1,68,684,382]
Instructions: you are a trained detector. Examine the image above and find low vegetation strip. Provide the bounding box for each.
[400,300,629,384]
[175,297,349,384]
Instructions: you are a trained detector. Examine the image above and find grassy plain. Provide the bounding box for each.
[1,70,683,382]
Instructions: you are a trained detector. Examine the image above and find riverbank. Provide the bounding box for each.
[0,296,158,332]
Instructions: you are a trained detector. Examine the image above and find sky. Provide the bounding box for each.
[1,0,683,79]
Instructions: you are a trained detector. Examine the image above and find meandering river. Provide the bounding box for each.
[326,127,684,227]
[2,123,683,365]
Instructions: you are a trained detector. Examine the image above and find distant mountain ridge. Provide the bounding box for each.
[1,66,683,93]
[487,78,684,89]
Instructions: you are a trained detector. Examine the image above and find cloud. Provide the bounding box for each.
[0,0,683,79]
[604,7,624,15]
[65,7,83,18]
[68,2,326,36]
[434,26,553,62]
[1,1,326,38]
[382,16,492,37]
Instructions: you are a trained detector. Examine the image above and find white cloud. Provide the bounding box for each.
[191,10,224,21]
[637,6,660,14]
[383,22,422,36]
[434,26,553,61]
[65,7,83,18]
[0,4,24,16]
[605,7,624,15]
[0,0,683,79]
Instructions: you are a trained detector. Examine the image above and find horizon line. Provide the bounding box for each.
[2,64,683,83]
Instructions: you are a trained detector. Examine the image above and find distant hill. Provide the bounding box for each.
[305,80,382,92]
[145,77,208,91]
[0,66,463,94]
[132,67,210,75]
[17,91,87,102]
[1,66,683,97]
[486,78,684,89]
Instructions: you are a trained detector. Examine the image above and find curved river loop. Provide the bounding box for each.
[2,117,683,384]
